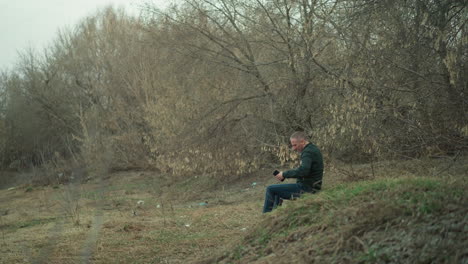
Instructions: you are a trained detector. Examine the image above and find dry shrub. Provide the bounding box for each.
[150,144,264,181]
[318,90,379,161]
[1,1,466,185]
[262,144,299,167]
[0,171,18,189]
[58,184,82,225]
[74,106,113,178]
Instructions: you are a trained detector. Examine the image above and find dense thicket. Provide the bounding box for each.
[0,1,466,180]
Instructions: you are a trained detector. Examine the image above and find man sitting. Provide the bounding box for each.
[263,131,324,213]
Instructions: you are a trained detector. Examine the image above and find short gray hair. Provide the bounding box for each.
[290,131,308,141]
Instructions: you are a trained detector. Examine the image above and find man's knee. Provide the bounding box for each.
[266,184,276,194]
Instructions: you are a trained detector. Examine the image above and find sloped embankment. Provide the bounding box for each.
[201,177,467,263]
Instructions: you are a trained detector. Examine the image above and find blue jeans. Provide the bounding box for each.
[263,183,310,213]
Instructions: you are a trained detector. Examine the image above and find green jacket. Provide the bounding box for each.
[283,143,323,191]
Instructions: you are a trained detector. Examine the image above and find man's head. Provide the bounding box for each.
[290,131,309,153]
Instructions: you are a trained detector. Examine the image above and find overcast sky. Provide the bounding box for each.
[0,0,168,71]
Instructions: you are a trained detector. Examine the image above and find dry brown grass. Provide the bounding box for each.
[1,156,466,263]
[0,168,271,263]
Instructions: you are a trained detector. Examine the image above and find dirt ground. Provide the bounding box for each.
[0,169,273,263]
[1,156,466,263]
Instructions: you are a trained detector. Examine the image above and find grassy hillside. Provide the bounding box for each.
[205,177,467,263]
[0,156,466,263]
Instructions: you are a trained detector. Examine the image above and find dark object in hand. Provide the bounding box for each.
[273,170,285,181]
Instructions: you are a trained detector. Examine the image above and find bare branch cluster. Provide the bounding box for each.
[0,1,466,180]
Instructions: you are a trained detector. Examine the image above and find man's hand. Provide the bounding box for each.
[275,171,285,181]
